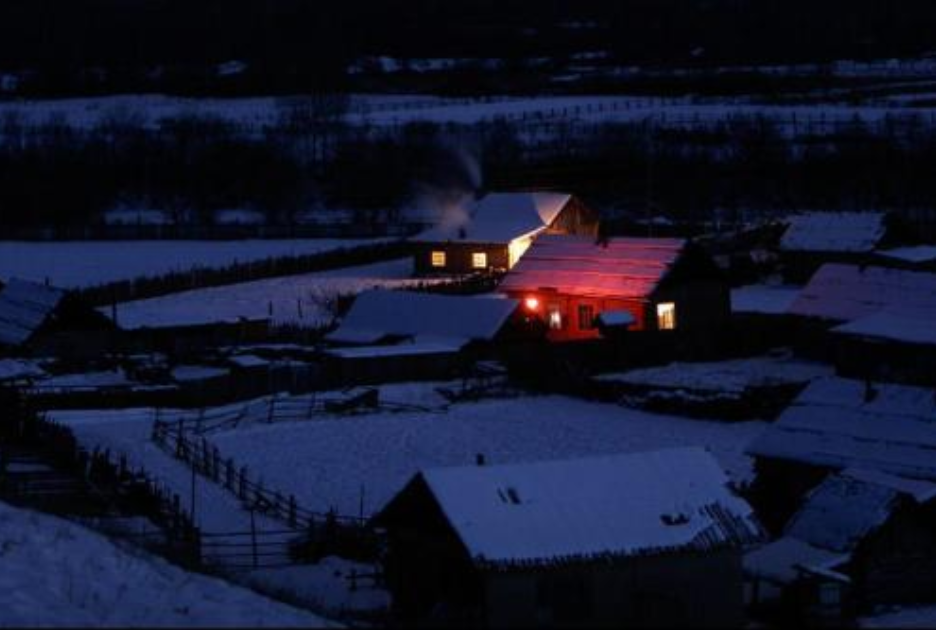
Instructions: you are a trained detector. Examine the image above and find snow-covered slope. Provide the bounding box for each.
[0,501,336,628]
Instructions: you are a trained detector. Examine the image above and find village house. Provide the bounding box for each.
[746,376,936,533]
[777,211,890,283]
[374,447,765,628]
[323,289,521,384]
[0,278,115,359]
[411,191,599,275]
[745,468,936,625]
[498,234,730,342]
[786,263,936,381]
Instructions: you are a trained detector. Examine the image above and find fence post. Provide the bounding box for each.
[212,447,221,483]
[250,508,259,569]
[289,495,297,529]
[239,466,248,500]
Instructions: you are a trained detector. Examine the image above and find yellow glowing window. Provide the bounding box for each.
[431,251,446,267]
[656,302,677,330]
[472,252,488,269]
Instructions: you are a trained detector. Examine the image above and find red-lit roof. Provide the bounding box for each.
[499,234,685,299]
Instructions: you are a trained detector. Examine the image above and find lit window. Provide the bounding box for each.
[472,252,488,269]
[656,302,677,330]
[548,307,562,330]
[431,251,446,267]
[578,305,595,330]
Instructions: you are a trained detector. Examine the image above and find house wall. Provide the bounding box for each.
[854,506,936,607]
[483,549,745,628]
[546,197,600,237]
[413,242,510,275]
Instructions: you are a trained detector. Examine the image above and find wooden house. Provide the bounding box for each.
[411,192,599,275]
[746,376,936,533]
[498,235,729,342]
[745,469,936,624]
[0,278,116,358]
[777,211,890,283]
[323,289,522,384]
[374,447,764,628]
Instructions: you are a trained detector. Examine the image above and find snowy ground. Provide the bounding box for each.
[594,354,832,394]
[0,239,380,288]
[107,258,444,330]
[0,500,336,628]
[860,605,936,628]
[51,383,767,520]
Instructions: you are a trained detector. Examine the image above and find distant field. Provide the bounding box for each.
[0,239,379,288]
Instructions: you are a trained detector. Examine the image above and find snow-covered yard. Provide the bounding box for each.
[51,384,767,522]
[0,239,381,288]
[107,258,443,330]
[0,500,335,627]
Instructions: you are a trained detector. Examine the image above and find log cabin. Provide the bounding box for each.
[411,192,599,275]
[374,448,764,628]
[498,234,729,342]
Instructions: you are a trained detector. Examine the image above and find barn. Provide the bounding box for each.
[411,191,599,275]
[498,234,729,342]
[374,447,764,628]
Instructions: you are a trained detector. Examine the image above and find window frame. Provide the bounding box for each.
[430,250,446,268]
[656,302,677,330]
[471,251,488,269]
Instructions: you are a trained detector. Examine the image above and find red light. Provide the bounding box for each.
[525,297,539,311]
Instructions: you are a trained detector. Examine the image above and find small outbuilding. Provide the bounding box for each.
[324,289,521,384]
[411,192,599,275]
[746,376,936,532]
[777,211,890,282]
[498,234,729,342]
[0,278,115,357]
[374,447,764,628]
[745,468,936,624]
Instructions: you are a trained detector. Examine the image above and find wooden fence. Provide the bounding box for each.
[150,418,379,562]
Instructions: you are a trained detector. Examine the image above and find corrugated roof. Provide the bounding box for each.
[0,279,65,347]
[412,192,572,244]
[326,290,518,347]
[416,447,763,569]
[788,263,936,322]
[747,377,936,481]
[499,234,685,299]
[779,211,886,253]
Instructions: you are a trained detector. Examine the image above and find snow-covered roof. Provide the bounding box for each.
[747,377,936,481]
[0,279,65,346]
[779,211,886,253]
[744,537,850,586]
[499,235,685,299]
[412,192,573,245]
[325,338,463,359]
[832,304,936,346]
[326,290,518,347]
[0,358,46,382]
[784,469,936,554]
[731,284,800,315]
[171,365,230,382]
[875,245,936,264]
[788,263,936,322]
[409,447,763,569]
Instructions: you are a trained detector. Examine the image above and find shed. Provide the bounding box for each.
[778,211,889,282]
[498,235,729,341]
[745,468,936,622]
[374,447,764,627]
[746,376,936,531]
[0,278,115,357]
[787,264,936,382]
[411,192,599,275]
[324,290,520,384]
